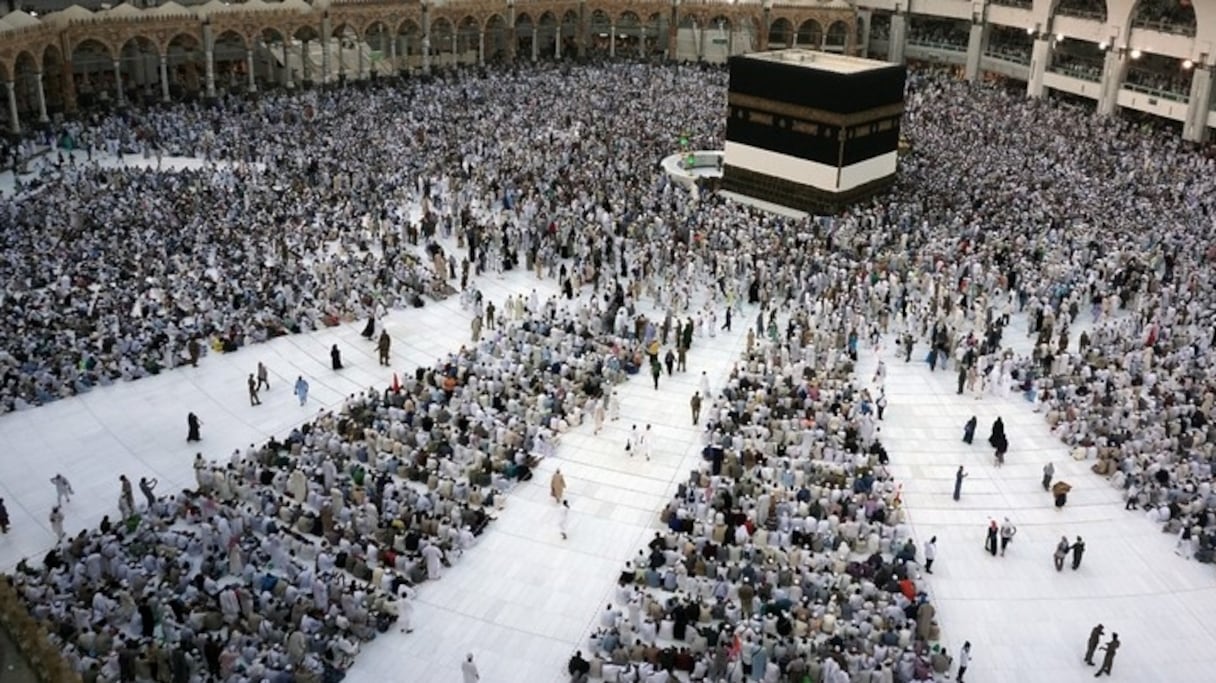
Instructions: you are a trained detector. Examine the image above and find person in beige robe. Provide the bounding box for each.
[550,469,566,502]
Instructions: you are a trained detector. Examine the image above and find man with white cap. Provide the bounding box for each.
[461,652,480,682]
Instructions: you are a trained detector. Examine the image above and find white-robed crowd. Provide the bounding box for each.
[1,58,1215,683]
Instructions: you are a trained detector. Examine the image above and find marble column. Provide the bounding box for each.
[888,12,907,64]
[113,60,124,105]
[159,54,170,102]
[321,37,331,84]
[532,28,539,62]
[284,42,294,88]
[5,81,19,134]
[555,26,562,59]
[422,36,431,73]
[247,49,257,92]
[1026,37,1050,98]
[964,22,987,82]
[35,71,48,123]
[479,30,485,65]
[205,50,216,98]
[390,34,398,72]
[1183,65,1212,142]
[609,25,615,58]
[1096,49,1126,116]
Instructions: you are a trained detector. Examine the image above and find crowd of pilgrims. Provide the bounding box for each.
[10,288,648,682]
[2,56,1216,681]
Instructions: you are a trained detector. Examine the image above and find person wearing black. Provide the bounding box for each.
[1094,633,1120,677]
[963,416,977,444]
[186,412,201,442]
[1084,623,1104,665]
[1071,536,1086,570]
[988,417,1008,466]
[331,344,343,370]
[567,650,590,681]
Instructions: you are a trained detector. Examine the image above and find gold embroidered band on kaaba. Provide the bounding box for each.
[727,92,905,128]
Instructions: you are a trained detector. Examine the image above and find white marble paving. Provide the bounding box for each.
[2,157,1216,682]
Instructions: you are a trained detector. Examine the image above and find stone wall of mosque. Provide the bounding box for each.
[0,0,857,128]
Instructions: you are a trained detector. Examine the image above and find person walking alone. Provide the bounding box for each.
[923,536,937,574]
[0,498,9,534]
[550,468,566,503]
[957,642,971,682]
[378,331,392,366]
[256,361,270,391]
[1084,624,1105,666]
[559,499,570,540]
[461,653,480,683]
[953,466,968,501]
[989,416,1008,466]
[1070,536,1086,570]
[690,391,702,425]
[51,474,73,505]
[962,416,977,444]
[294,376,310,406]
[1042,462,1055,491]
[186,412,202,442]
[1094,633,1120,677]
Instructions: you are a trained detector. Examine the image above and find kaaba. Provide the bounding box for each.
[722,50,906,214]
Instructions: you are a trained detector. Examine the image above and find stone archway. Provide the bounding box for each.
[797,19,823,49]
[588,9,612,57]
[165,32,204,100]
[560,10,579,58]
[430,18,456,67]
[456,16,480,65]
[257,27,289,88]
[330,22,361,82]
[117,35,159,105]
[735,15,759,55]
[212,30,248,94]
[536,12,558,60]
[707,15,732,61]
[484,15,508,63]
[515,13,535,61]
[69,38,114,109]
[618,12,642,57]
[364,21,392,77]
[13,51,39,122]
[769,18,793,50]
[825,20,848,53]
[42,44,67,116]
[292,25,322,86]
[644,12,664,57]
[395,19,422,73]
